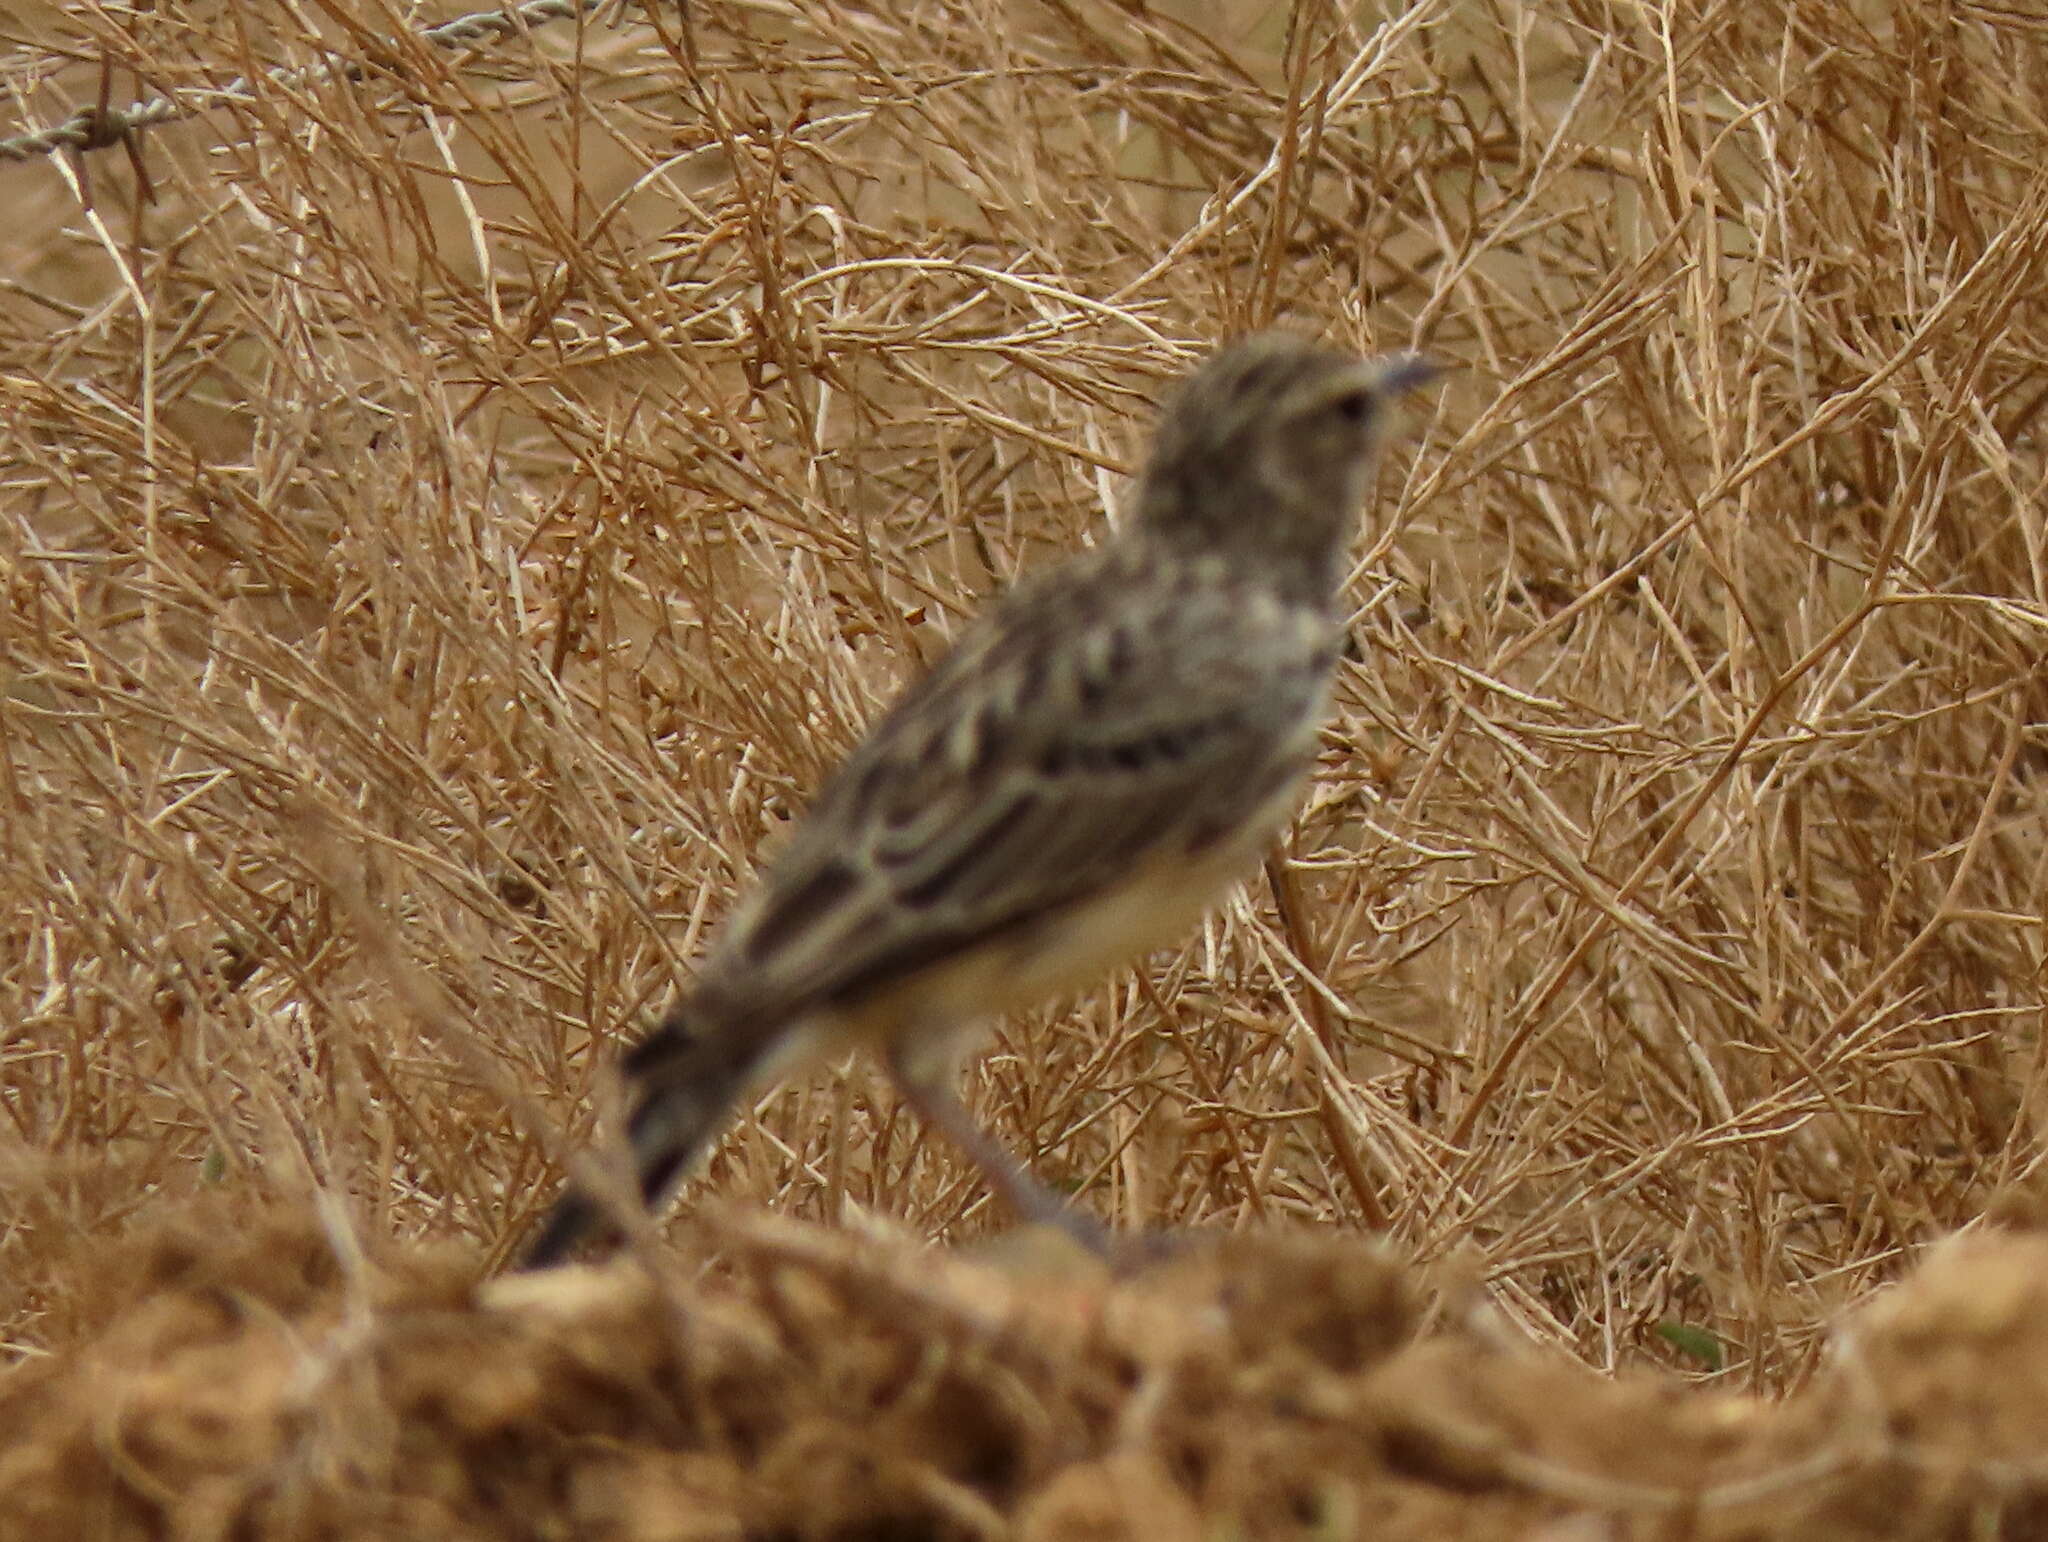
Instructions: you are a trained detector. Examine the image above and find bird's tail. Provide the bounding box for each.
[517,1002,766,1269]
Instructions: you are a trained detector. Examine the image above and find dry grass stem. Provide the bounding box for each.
[4,4,2048,1525]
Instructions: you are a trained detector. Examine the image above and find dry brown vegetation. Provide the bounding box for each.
[5,0,2048,1534]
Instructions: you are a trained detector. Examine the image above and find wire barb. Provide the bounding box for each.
[0,0,611,165]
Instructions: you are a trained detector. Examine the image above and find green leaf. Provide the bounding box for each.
[1654,1320,1723,1370]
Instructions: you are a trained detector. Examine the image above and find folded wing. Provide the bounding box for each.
[700,549,1338,1021]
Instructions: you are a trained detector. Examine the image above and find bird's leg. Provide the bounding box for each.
[884,1041,1110,1254]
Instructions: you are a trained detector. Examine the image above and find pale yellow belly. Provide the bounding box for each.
[817,772,1307,1078]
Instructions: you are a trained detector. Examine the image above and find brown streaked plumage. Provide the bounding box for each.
[520,333,1437,1267]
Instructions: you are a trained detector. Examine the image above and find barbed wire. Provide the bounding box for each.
[0,0,618,165]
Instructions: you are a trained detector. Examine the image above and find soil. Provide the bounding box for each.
[7,1201,2048,1541]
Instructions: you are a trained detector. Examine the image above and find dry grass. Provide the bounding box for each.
[4,0,2048,1444]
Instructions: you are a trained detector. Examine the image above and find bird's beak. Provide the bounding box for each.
[1374,353,1441,395]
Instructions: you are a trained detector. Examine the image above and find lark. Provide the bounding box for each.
[521,333,1437,1266]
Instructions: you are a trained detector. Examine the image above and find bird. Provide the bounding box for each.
[519,332,1437,1268]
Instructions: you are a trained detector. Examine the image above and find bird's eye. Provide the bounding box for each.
[1332,391,1372,423]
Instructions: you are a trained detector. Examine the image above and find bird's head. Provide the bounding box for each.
[1134,333,1437,593]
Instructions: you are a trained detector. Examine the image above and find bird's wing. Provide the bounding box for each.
[695,547,1339,1022]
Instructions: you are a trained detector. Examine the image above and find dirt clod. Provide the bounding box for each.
[7,1210,2048,1540]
